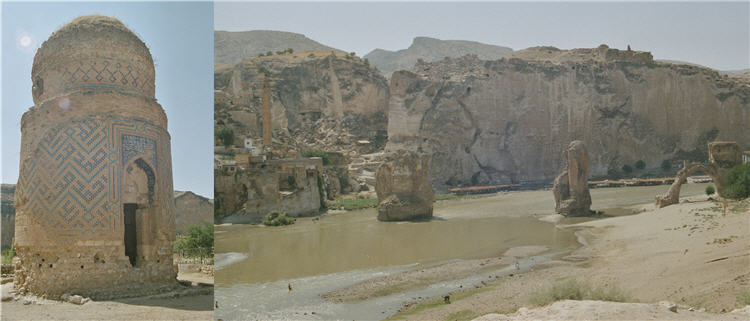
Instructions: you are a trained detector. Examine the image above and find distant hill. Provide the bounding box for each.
[657,59,749,79]
[364,37,513,77]
[215,30,344,66]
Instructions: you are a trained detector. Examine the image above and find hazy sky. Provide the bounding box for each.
[215,1,750,71]
[1,1,214,197]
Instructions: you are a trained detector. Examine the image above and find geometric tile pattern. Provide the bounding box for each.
[122,134,156,168]
[60,58,154,97]
[16,116,171,242]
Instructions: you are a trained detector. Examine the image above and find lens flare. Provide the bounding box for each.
[16,31,36,54]
[57,97,71,110]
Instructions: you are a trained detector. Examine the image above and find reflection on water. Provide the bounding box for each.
[215,183,710,286]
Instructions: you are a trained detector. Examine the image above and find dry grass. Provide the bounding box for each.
[528,279,630,307]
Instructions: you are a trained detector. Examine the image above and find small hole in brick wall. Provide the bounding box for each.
[41,258,45,262]
[80,265,84,269]
[38,264,42,268]
[49,264,53,268]
[156,260,160,263]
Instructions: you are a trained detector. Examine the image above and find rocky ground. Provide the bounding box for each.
[475,300,750,321]
[383,195,749,320]
[0,268,213,320]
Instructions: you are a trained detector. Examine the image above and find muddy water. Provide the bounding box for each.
[214,183,709,320]
[216,183,710,286]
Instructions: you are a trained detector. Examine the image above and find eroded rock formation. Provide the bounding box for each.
[553,141,593,216]
[386,46,750,189]
[375,150,434,221]
[214,51,389,157]
[656,142,742,207]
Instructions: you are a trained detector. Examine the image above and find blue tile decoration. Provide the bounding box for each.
[16,116,171,242]
[60,58,154,96]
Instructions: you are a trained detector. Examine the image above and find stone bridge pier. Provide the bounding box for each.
[655,142,742,208]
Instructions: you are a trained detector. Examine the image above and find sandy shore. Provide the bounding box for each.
[0,270,214,320]
[323,246,548,303]
[386,195,749,320]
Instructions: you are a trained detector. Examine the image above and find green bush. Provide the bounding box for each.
[286,175,296,187]
[301,149,330,165]
[529,279,629,307]
[634,160,646,170]
[661,160,672,171]
[262,211,296,226]
[705,185,715,195]
[739,289,750,305]
[338,171,350,190]
[621,164,633,174]
[215,126,234,148]
[174,222,213,257]
[724,164,750,199]
[328,198,378,211]
[1,242,16,265]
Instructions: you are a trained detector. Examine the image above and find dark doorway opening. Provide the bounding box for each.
[123,203,138,266]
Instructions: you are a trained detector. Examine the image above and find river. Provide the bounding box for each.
[214,183,710,320]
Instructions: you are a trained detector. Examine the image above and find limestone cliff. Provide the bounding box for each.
[215,51,389,156]
[364,37,513,78]
[386,45,750,188]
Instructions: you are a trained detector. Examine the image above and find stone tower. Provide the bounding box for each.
[13,15,177,299]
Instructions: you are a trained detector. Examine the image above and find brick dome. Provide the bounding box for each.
[31,15,155,104]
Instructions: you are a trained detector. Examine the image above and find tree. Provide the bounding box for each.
[661,160,672,172]
[634,160,646,170]
[363,58,370,66]
[215,126,234,148]
[266,51,273,56]
[705,185,715,195]
[622,164,633,174]
[286,48,293,54]
[174,222,213,257]
[724,164,750,199]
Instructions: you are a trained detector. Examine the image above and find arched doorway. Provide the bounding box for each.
[121,158,156,266]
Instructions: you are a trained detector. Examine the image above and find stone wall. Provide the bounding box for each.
[216,158,323,223]
[174,191,213,233]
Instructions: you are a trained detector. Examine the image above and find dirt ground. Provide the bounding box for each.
[386,195,750,320]
[0,269,213,321]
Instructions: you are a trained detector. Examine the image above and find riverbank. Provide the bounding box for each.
[387,195,749,320]
[0,268,214,320]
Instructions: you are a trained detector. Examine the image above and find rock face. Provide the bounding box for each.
[375,150,434,221]
[364,37,513,77]
[214,30,343,66]
[215,51,389,157]
[553,141,592,216]
[656,142,742,208]
[386,46,750,189]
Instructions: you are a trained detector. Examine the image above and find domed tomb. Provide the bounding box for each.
[13,15,177,299]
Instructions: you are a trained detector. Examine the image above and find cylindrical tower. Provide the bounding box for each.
[14,15,177,299]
